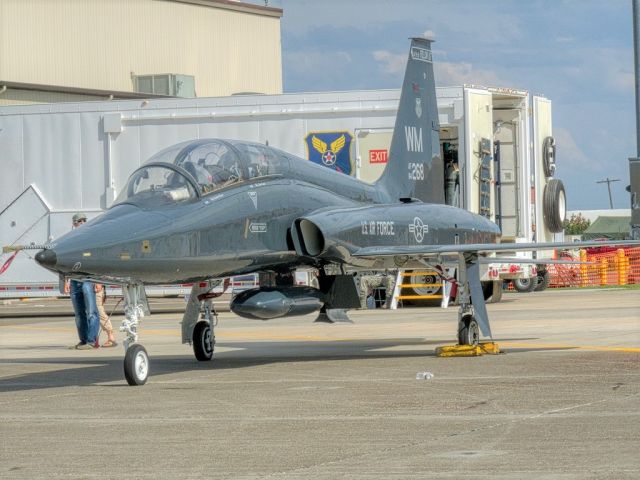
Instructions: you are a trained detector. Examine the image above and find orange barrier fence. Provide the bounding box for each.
[548,247,640,288]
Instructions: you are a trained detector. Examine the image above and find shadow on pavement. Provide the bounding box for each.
[0,336,553,392]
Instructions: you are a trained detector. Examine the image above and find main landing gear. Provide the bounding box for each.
[182,279,228,363]
[458,313,480,346]
[429,253,493,348]
[455,252,491,346]
[192,293,217,361]
[433,253,500,357]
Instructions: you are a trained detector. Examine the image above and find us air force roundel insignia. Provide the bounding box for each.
[305,131,354,175]
[408,217,429,243]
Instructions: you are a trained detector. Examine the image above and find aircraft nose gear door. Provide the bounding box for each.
[121,284,151,386]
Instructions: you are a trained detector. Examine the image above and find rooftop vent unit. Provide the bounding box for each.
[134,74,195,98]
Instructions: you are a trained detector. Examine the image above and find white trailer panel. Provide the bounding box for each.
[0,86,551,295]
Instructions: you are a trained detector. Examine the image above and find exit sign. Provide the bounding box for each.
[369,149,388,164]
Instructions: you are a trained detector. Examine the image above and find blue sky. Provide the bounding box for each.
[270,0,636,210]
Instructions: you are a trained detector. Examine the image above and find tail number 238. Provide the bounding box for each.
[408,162,424,181]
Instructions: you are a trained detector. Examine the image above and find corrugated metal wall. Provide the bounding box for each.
[0,0,282,97]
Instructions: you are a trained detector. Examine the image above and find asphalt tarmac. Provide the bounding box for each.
[1,289,639,479]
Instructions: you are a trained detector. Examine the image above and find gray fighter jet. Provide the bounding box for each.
[32,37,639,385]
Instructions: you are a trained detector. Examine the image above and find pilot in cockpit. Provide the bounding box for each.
[183,161,214,194]
[209,152,241,187]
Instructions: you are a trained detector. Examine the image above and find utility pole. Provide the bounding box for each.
[631,0,640,238]
[597,178,621,209]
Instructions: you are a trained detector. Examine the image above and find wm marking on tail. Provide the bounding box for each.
[404,126,423,152]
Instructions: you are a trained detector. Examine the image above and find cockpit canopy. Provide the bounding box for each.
[114,139,285,207]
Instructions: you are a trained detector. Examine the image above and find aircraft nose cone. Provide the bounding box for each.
[35,249,57,269]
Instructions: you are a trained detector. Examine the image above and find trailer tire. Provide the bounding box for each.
[534,269,551,292]
[543,178,566,233]
[482,280,503,303]
[405,271,442,306]
[543,136,556,178]
[513,276,538,293]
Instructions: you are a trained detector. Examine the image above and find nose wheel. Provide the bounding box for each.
[124,344,149,386]
[120,284,151,386]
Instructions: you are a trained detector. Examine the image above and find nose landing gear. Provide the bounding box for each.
[120,284,150,386]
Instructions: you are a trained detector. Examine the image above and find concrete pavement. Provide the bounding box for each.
[0,288,639,479]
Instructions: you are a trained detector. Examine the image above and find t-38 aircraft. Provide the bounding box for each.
[31,37,639,385]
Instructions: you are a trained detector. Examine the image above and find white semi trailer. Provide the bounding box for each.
[0,85,563,297]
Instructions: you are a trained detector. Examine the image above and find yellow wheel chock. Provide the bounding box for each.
[435,342,501,357]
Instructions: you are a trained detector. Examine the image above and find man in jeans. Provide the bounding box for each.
[67,213,100,350]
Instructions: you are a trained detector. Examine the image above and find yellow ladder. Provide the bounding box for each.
[392,270,445,308]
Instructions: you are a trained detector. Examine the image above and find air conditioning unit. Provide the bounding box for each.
[134,74,196,97]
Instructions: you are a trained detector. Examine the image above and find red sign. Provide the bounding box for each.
[369,149,388,164]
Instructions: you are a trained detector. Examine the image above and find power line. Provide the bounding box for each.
[596,178,621,209]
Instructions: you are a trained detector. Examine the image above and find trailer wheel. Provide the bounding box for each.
[543,178,566,233]
[482,280,503,303]
[543,136,556,178]
[513,276,538,293]
[405,271,442,305]
[534,269,551,292]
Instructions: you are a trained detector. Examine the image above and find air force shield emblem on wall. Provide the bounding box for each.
[305,131,354,175]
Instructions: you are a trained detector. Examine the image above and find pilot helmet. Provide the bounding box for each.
[72,212,87,224]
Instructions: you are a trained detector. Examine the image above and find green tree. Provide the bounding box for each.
[563,213,591,235]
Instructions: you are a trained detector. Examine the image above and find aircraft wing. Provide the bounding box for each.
[352,239,640,258]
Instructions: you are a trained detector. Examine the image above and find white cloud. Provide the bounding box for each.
[422,30,436,40]
[608,70,634,91]
[373,50,503,87]
[372,50,406,75]
[434,61,502,87]
[555,35,575,44]
[553,127,596,170]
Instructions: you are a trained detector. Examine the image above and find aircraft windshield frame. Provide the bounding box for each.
[145,139,286,195]
[113,162,201,208]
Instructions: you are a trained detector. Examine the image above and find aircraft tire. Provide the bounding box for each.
[534,269,551,292]
[543,179,566,233]
[458,314,479,346]
[124,344,149,386]
[513,276,538,293]
[193,321,214,361]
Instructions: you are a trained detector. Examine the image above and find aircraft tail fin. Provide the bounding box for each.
[375,37,444,204]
